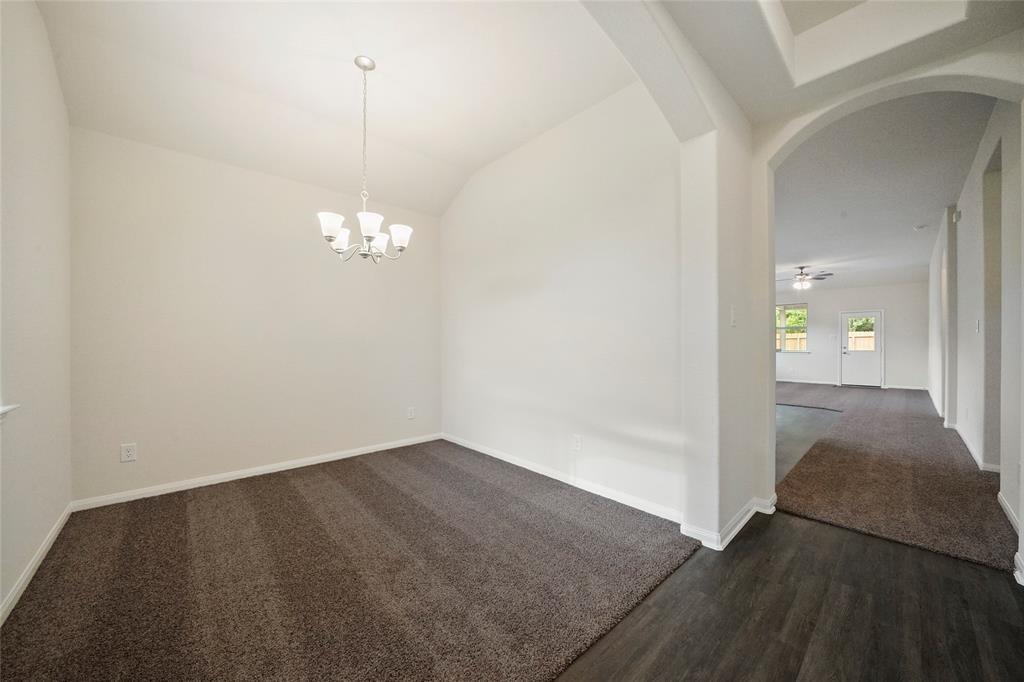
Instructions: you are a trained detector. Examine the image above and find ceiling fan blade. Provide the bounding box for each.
[811,276,827,280]
[816,272,834,277]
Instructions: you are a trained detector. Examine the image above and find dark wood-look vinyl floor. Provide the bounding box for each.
[558,511,1024,681]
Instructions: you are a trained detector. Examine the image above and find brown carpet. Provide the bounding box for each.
[775,382,1017,571]
[1,439,698,681]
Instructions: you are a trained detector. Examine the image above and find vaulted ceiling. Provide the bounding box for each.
[39,1,636,216]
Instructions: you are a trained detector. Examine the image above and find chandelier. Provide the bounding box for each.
[317,56,412,263]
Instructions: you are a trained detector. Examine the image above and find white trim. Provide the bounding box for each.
[1015,553,1024,587]
[838,309,885,387]
[1,503,72,624]
[954,426,1000,472]
[0,404,21,417]
[685,494,778,551]
[441,433,777,553]
[884,385,929,391]
[998,492,1019,533]
[929,387,944,418]
[441,433,681,523]
[955,425,985,470]
[71,434,443,511]
[775,379,840,386]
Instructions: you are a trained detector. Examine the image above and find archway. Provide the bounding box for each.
[752,68,1024,582]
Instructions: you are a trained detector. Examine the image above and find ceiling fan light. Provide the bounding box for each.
[318,212,344,241]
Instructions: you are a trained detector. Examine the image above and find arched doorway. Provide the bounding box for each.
[752,70,1024,582]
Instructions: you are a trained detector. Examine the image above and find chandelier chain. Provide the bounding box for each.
[361,68,369,212]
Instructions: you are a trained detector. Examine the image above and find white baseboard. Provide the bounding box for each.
[956,428,998,472]
[71,433,443,512]
[954,426,985,470]
[1,503,72,625]
[1015,552,1024,587]
[998,492,1020,533]
[928,388,943,418]
[884,384,928,391]
[684,494,777,551]
[441,433,681,524]
[442,433,775,552]
[776,379,837,386]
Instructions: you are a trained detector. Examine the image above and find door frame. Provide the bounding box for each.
[837,309,886,387]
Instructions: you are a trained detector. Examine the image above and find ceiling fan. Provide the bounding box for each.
[777,265,834,290]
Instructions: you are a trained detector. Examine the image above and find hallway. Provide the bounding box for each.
[775,382,1016,570]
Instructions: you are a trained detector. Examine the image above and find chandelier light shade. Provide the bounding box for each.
[318,212,344,241]
[317,56,412,264]
[357,211,384,237]
[389,224,413,249]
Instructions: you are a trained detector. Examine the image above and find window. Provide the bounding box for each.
[776,304,807,352]
[846,316,875,351]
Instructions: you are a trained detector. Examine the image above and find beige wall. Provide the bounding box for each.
[71,129,441,500]
[441,82,685,522]
[776,281,930,389]
[1,2,73,613]
[954,101,1021,479]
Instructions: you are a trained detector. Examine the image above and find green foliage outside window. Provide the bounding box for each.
[776,304,808,352]
[847,317,874,332]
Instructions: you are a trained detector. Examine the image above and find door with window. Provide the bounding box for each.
[840,311,882,387]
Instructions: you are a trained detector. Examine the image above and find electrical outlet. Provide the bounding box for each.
[406,407,416,420]
[120,443,138,463]
[571,434,582,452]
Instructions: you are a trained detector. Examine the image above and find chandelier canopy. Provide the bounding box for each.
[317,56,412,264]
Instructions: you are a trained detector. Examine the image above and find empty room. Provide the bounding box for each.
[2,1,1023,679]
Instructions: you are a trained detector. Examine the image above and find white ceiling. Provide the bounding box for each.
[775,92,995,290]
[661,0,1024,122]
[782,0,865,35]
[39,1,636,216]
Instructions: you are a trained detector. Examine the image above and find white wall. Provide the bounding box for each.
[441,82,684,521]
[71,129,441,500]
[644,1,766,537]
[1,2,73,616]
[927,209,949,415]
[953,101,1021,480]
[776,281,930,389]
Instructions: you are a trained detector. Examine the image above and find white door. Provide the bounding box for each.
[840,311,882,387]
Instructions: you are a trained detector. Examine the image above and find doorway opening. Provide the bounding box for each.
[839,310,883,387]
[769,91,1018,571]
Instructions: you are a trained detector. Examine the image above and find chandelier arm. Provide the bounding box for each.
[330,242,362,261]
